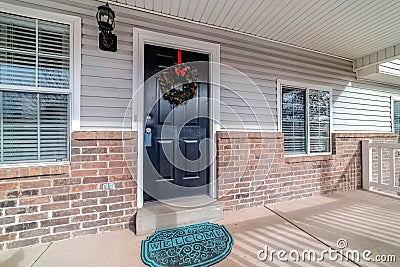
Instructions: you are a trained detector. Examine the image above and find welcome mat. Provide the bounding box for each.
[141,222,234,267]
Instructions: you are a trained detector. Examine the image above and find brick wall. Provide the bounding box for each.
[0,131,137,251]
[217,131,398,211]
[1,130,397,250]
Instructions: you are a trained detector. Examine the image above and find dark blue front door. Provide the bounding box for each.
[143,44,210,202]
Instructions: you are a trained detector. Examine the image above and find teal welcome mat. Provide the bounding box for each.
[141,222,234,267]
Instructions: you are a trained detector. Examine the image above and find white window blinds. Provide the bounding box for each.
[393,100,400,143]
[309,90,331,153]
[282,86,306,154]
[0,12,70,89]
[0,12,70,163]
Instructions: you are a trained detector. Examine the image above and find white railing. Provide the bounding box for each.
[362,139,400,194]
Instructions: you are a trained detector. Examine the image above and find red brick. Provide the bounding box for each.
[109,147,123,153]
[100,196,124,204]
[7,238,39,249]
[41,202,69,211]
[82,191,107,199]
[80,162,108,169]
[71,170,98,177]
[71,140,97,147]
[20,180,51,189]
[53,178,81,186]
[81,147,107,154]
[109,161,127,168]
[82,176,108,184]
[19,196,51,206]
[41,218,69,227]
[52,193,81,202]
[19,229,50,239]
[0,169,8,179]
[109,188,132,196]
[6,206,38,215]
[53,224,80,233]
[109,202,132,211]
[19,213,48,223]
[0,183,17,191]
[99,154,123,161]
[72,199,98,208]
[82,219,107,228]
[52,209,80,218]
[82,205,107,214]
[71,214,98,223]
[99,168,124,175]
[71,154,98,162]
[0,233,17,242]
[41,186,69,196]
[71,184,99,192]
[99,210,123,219]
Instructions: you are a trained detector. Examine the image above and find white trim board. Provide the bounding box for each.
[132,28,220,208]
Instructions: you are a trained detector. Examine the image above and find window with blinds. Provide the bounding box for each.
[0,12,70,163]
[393,100,400,143]
[281,84,331,155]
[282,86,306,154]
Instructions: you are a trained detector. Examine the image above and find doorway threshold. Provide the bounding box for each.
[135,195,223,235]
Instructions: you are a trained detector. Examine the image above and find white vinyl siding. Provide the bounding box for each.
[280,83,331,155]
[0,11,70,163]
[4,0,399,132]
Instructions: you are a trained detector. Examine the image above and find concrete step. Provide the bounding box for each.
[135,195,223,236]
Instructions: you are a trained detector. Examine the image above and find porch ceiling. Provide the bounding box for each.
[110,0,400,60]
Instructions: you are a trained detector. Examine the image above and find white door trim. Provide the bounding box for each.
[132,28,220,208]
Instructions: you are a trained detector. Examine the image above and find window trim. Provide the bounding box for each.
[391,95,400,136]
[277,79,333,157]
[0,3,81,166]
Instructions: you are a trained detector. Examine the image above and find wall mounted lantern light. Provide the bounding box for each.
[96,3,117,52]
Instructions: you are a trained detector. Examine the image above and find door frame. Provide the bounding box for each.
[132,28,220,208]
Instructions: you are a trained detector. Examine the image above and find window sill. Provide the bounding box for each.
[0,162,70,180]
[284,154,333,163]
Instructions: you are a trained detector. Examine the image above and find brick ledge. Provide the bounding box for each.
[72,131,137,141]
[333,132,398,138]
[217,131,283,139]
[284,154,334,163]
[0,163,70,180]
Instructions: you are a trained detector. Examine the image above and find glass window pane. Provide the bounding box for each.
[0,12,36,86]
[282,86,306,154]
[39,94,68,160]
[38,19,70,89]
[0,91,69,163]
[394,100,400,143]
[309,89,331,153]
[0,12,70,89]
[2,91,38,162]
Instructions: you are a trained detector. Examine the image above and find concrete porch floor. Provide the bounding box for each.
[0,190,399,267]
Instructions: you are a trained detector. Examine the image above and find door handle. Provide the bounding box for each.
[145,128,152,147]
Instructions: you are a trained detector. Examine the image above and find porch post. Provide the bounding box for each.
[361,139,372,190]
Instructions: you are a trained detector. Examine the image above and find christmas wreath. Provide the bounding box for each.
[159,63,199,105]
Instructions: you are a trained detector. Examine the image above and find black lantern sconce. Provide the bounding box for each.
[96,3,117,52]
